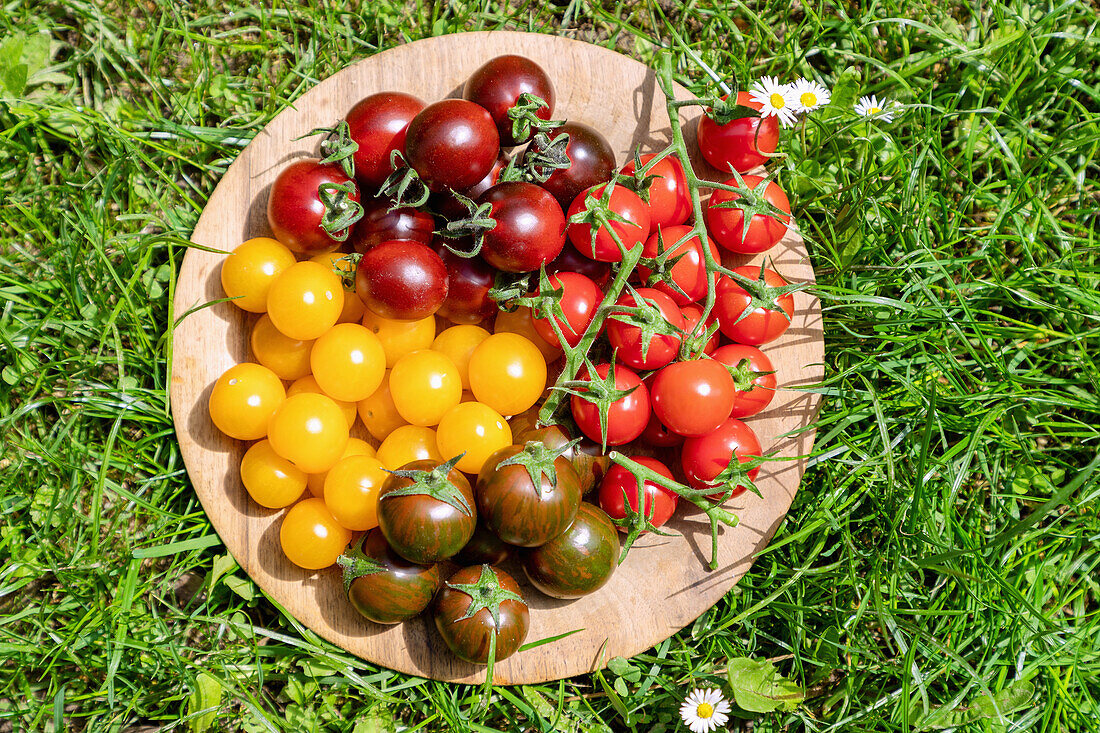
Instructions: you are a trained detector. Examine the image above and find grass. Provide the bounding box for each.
[1,0,1098,730]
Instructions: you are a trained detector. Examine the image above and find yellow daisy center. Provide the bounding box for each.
[769,92,786,109]
[800,91,817,106]
[868,106,881,115]
[696,702,715,718]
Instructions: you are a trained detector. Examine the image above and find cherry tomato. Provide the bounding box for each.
[605,288,685,370]
[342,530,441,624]
[454,524,512,566]
[306,437,375,498]
[567,183,651,263]
[525,121,616,210]
[493,306,562,362]
[433,565,529,664]
[620,153,691,229]
[287,375,357,429]
[468,333,547,416]
[355,240,448,320]
[546,242,612,289]
[434,241,497,325]
[404,99,500,192]
[649,359,735,438]
[357,374,408,442]
[240,439,306,509]
[360,310,436,367]
[712,344,777,418]
[250,314,313,381]
[267,159,361,254]
[209,363,285,441]
[432,325,491,390]
[464,55,555,147]
[266,261,344,341]
[570,362,650,446]
[309,323,386,403]
[640,410,684,448]
[681,303,720,356]
[476,442,582,547]
[267,392,350,473]
[681,417,763,498]
[280,497,352,570]
[323,454,388,531]
[429,151,510,220]
[531,272,601,348]
[221,238,296,313]
[512,424,610,495]
[377,425,443,470]
[705,175,791,254]
[598,456,678,530]
[436,402,512,475]
[350,197,435,253]
[389,349,462,427]
[697,92,779,173]
[522,502,619,599]
[378,459,476,564]
[635,225,720,306]
[345,91,425,190]
[715,266,796,345]
[309,251,366,324]
[478,182,566,273]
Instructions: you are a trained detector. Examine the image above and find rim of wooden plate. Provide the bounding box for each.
[170,30,824,684]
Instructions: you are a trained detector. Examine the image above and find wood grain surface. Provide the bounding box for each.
[170,31,824,684]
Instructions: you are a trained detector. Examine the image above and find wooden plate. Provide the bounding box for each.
[170,31,824,684]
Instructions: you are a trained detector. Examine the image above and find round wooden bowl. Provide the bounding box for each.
[171,31,824,684]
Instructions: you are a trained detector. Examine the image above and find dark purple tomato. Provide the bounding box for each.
[433,239,497,325]
[523,502,618,599]
[524,121,616,210]
[475,442,582,547]
[340,529,441,625]
[546,243,612,289]
[267,159,361,254]
[433,565,529,664]
[377,459,477,564]
[453,523,512,566]
[350,197,435,253]
[345,92,425,191]
[512,424,610,495]
[355,240,448,320]
[478,181,567,273]
[404,99,500,192]
[463,55,555,147]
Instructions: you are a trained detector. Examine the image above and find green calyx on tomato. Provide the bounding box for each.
[381,454,473,517]
[613,148,660,205]
[722,262,805,327]
[377,149,431,208]
[444,564,525,626]
[709,169,790,242]
[566,179,633,257]
[637,228,693,300]
[705,96,763,126]
[521,130,571,183]
[505,92,562,145]
[436,191,494,256]
[726,357,776,392]
[316,180,364,242]
[336,535,387,595]
[558,357,640,450]
[495,438,582,497]
[607,285,683,362]
[298,120,360,179]
[701,451,768,502]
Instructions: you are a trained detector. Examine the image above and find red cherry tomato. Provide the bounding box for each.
[463,55,555,147]
[350,197,435,253]
[620,154,691,229]
[639,410,684,448]
[681,304,720,356]
[712,344,777,418]
[681,417,763,498]
[433,239,496,325]
[355,240,448,320]
[524,121,616,210]
[531,272,602,348]
[266,159,361,254]
[567,183,651,263]
[714,266,796,345]
[345,92,425,191]
[705,175,791,254]
[635,225,719,306]
[478,181,566,272]
[605,288,685,370]
[404,99,500,192]
[649,358,735,438]
[546,242,612,289]
[696,92,779,173]
[570,363,650,446]
[598,456,678,531]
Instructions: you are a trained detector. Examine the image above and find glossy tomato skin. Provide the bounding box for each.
[431,240,497,325]
[523,502,619,599]
[681,304,720,356]
[681,417,763,497]
[567,183,651,263]
[478,181,566,273]
[640,410,684,448]
[513,425,610,494]
[570,363,650,446]
[526,121,616,210]
[712,343,777,418]
[635,225,720,306]
[355,240,448,321]
[706,175,791,254]
[476,444,582,547]
[454,523,512,566]
[377,459,477,564]
[267,159,361,254]
[697,92,779,173]
[280,498,352,570]
[605,288,685,370]
[620,154,691,229]
[433,565,529,664]
[463,55,555,147]
[345,530,441,624]
[350,197,435,253]
[715,267,795,345]
[598,456,678,530]
[404,99,500,192]
[546,243,612,289]
[650,359,736,438]
[531,272,601,347]
[346,92,425,191]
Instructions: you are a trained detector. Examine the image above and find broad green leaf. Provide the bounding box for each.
[187,672,223,733]
[727,657,805,713]
[224,574,255,601]
[915,680,1035,730]
[823,67,861,120]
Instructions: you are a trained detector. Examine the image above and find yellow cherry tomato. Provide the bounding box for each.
[310,251,366,323]
[323,454,387,531]
[250,314,314,381]
[287,375,357,429]
[389,350,462,426]
[267,393,349,473]
[221,237,297,313]
[240,439,306,508]
[208,362,286,440]
[280,497,352,570]
[356,373,408,441]
[494,306,562,362]
[360,310,435,367]
[306,437,376,497]
[431,325,491,391]
[436,402,512,475]
[267,261,345,341]
[468,332,547,416]
[309,323,386,403]
[376,425,443,470]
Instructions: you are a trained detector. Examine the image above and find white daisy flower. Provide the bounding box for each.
[854,94,898,122]
[679,688,731,733]
[748,76,798,128]
[789,78,831,113]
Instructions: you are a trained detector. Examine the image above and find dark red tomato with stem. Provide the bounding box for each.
[598,456,679,531]
[681,304,720,356]
[453,523,512,566]
[524,121,616,210]
[546,242,612,289]
[345,92,425,191]
[531,272,601,348]
[433,239,497,325]
[404,99,500,192]
[570,362,650,447]
[513,424,610,495]
[433,564,529,664]
[650,358,736,438]
[681,417,763,498]
[640,409,684,448]
[430,151,509,220]
[522,502,619,599]
[477,181,566,273]
[350,197,435,253]
[338,529,441,625]
[355,240,448,321]
[463,55,555,147]
[705,175,792,254]
[714,266,796,345]
[267,159,361,254]
[567,183,651,263]
[620,153,691,229]
[712,343,777,418]
[605,287,685,370]
[376,458,476,564]
[635,225,720,306]
[697,92,779,173]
